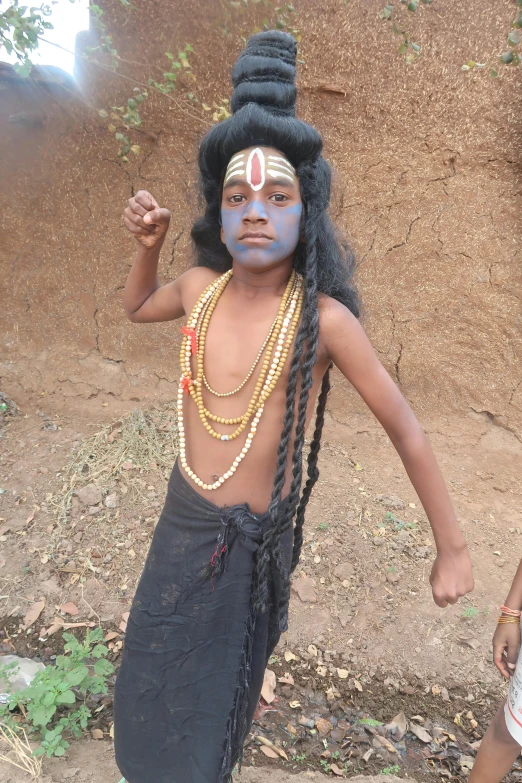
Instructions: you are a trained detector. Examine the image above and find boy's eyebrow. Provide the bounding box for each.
[223,177,246,190]
[223,176,298,190]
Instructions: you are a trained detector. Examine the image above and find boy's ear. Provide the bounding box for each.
[220,225,225,244]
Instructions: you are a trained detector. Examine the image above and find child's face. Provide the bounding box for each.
[220,146,303,271]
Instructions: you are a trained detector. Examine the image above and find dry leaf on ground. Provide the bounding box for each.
[261,669,276,704]
[23,599,45,629]
[386,711,408,741]
[257,736,288,760]
[60,601,79,616]
[260,746,279,759]
[278,673,294,685]
[119,611,130,633]
[409,721,433,743]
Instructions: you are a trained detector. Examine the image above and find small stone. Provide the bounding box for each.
[334,562,354,581]
[76,484,103,507]
[386,571,400,584]
[374,494,405,510]
[91,728,104,740]
[62,768,81,779]
[331,727,346,743]
[104,492,119,509]
[88,506,101,516]
[292,576,317,603]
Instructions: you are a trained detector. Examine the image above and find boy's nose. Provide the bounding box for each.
[243,199,268,222]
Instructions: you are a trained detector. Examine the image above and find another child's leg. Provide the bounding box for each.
[469,702,520,783]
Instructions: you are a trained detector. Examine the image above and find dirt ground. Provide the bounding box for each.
[1,389,521,780]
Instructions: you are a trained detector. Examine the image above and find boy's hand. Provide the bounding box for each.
[429,543,474,607]
[493,622,521,679]
[123,190,170,249]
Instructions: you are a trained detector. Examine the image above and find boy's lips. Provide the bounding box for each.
[238,231,273,243]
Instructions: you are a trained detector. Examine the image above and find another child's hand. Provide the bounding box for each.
[493,622,521,679]
[124,190,171,249]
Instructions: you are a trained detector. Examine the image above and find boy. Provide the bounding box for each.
[114,30,473,783]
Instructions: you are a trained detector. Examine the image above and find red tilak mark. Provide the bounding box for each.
[181,325,198,354]
[181,376,193,395]
[250,150,262,187]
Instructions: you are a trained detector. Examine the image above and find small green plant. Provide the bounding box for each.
[268,654,280,665]
[359,717,383,727]
[382,765,401,775]
[294,752,307,762]
[320,759,331,772]
[318,522,329,531]
[385,511,416,531]
[463,606,480,620]
[0,628,114,758]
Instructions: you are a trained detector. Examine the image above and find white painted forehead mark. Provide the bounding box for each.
[224,154,246,184]
[267,169,294,182]
[267,161,296,179]
[268,155,295,173]
[224,149,296,189]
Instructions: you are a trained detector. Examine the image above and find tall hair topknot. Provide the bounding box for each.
[196,31,322,184]
[231,31,297,117]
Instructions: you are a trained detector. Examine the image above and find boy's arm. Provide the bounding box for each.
[123,190,185,323]
[321,298,474,608]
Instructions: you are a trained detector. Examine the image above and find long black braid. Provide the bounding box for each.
[191,31,360,631]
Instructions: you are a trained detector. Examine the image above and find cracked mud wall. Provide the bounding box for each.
[0,0,521,434]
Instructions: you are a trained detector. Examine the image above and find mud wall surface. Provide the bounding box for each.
[1,0,521,433]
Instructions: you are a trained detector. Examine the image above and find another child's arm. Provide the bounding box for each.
[494,559,522,678]
[321,299,474,608]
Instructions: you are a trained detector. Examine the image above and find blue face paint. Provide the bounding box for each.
[221,199,303,270]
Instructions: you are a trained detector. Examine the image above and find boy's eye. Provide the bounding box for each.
[270,193,290,203]
[228,194,245,204]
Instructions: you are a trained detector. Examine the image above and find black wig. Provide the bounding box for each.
[191,31,359,632]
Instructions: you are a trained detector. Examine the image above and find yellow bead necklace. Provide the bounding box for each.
[177,270,303,491]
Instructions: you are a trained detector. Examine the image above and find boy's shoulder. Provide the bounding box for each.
[317,292,360,360]
[180,266,222,298]
[317,292,357,328]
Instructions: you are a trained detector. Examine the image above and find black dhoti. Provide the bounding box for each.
[114,461,291,783]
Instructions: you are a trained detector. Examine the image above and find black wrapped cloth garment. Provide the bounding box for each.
[114,461,292,783]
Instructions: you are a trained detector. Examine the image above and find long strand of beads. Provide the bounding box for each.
[197,280,301,431]
[201,273,299,398]
[177,270,304,490]
[193,280,302,439]
[186,272,299,437]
